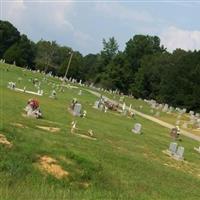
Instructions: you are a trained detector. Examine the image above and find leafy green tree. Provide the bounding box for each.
[101,37,119,66]
[0,20,20,58]
[3,34,35,68]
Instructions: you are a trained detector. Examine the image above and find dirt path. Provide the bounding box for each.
[85,88,200,142]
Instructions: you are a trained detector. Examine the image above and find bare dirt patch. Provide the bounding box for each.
[0,134,12,148]
[36,126,60,133]
[38,155,69,179]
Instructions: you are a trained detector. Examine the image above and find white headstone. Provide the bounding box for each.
[122,103,126,111]
[132,123,142,134]
[94,101,100,109]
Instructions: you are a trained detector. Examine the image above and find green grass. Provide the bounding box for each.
[1,63,200,200]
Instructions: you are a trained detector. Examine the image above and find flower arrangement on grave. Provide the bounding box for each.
[24,98,42,118]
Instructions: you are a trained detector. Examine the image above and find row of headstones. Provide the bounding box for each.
[168,141,200,160]
[0,59,6,63]
[147,100,200,128]
[168,142,184,160]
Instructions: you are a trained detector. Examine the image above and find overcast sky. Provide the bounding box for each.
[1,0,200,55]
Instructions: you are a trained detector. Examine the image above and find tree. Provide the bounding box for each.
[100,37,119,67]
[3,34,35,68]
[0,20,20,57]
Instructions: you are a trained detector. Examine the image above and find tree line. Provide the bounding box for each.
[1,20,200,112]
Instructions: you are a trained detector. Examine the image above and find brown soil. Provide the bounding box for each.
[38,155,69,179]
[0,134,12,148]
[36,126,60,133]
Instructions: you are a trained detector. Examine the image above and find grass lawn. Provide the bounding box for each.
[1,63,200,200]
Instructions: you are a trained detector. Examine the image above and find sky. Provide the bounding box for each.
[1,0,200,55]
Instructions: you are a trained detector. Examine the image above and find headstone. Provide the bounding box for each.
[132,123,142,134]
[169,142,177,155]
[71,121,77,134]
[73,103,82,116]
[104,106,108,113]
[122,102,126,111]
[162,104,169,112]
[189,111,194,115]
[174,146,184,160]
[128,104,132,112]
[49,90,57,99]
[94,101,100,109]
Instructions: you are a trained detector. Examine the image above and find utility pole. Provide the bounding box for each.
[64,52,73,81]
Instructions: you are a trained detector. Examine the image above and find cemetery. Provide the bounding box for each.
[1,62,200,200]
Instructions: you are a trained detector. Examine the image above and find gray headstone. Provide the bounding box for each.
[132,123,142,134]
[73,103,82,116]
[175,146,184,160]
[169,142,177,154]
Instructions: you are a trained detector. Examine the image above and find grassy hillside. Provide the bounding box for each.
[1,63,200,200]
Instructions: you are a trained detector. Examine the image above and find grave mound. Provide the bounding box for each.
[0,134,12,148]
[37,155,69,179]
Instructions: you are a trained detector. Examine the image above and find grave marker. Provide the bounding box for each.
[132,123,142,134]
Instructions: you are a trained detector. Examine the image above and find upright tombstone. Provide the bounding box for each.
[128,104,132,112]
[73,103,82,116]
[78,90,82,96]
[122,102,126,111]
[174,146,184,160]
[94,100,100,109]
[162,104,169,112]
[49,90,57,99]
[132,123,142,134]
[189,110,194,115]
[168,142,178,155]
